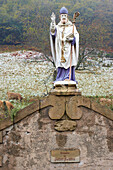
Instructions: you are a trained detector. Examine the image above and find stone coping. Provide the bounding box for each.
[0,95,113,131]
[0,131,3,143]
[49,89,81,96]
[0,101,40,131]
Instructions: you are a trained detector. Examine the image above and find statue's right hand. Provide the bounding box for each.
[51,12,56,22]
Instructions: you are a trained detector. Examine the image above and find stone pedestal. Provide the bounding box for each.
[48,81,82,131]
[50,81,81,96]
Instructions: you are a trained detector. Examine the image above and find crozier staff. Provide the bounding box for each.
[50,7,79,82]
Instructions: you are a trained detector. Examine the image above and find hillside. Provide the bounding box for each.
[0,0,113,54]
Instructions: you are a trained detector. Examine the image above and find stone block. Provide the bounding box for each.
[48,95,65,119]
[50,89,81,96]
[14,101,39,123]
[66,96,83,119]
[0,131,3,144]
[0,118,12,131]
[50,82,81,96]
[91,100,113,121]
[40,95,51,108]
[0,156,2,167]
[77,96,91,108]
[0,101,40,131]
[54,120,77,131]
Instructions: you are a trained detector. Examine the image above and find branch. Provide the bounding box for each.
[76,48,95,70]
[83,49,95,58]
[30,60,47,62]
[44,54,55,67]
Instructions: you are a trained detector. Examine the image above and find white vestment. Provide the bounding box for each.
[50,20,79,69]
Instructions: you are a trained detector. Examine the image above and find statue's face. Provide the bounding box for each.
[60,14,68,24]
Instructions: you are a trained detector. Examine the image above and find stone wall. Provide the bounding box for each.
[0,94,113,170]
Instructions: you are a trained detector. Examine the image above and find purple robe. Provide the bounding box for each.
[50,29,77,84]
[55,66,77,83]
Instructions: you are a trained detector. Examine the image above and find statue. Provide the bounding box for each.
[50,7,79,83]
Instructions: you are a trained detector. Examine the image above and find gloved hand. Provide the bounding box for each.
[51,12,56,22]
[51,12,56,27]
[50,12,56,33]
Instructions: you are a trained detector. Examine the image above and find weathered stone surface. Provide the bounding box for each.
[106,119,113,152]
[54,120,77,131]
[0,118,12,131]
[40,95,52,108]
[0,98,51,131]
[0,156,2,167]
[56,134,67,147]
[50,82,81,96]
[66,96,83,119]
[14,100,40,123]
[48,96,65,119]
[0,95,113,169]
[91,100,113,121]
[0,131,3,144]
[0,101,40,131]
[51,149,80,163]
[0,107,113,169]
[50,87,81,96]
[50,89,81,96]
[54,84,77,92]
[77,96,91,108]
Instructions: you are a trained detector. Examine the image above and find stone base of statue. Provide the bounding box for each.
[50,80,81,96]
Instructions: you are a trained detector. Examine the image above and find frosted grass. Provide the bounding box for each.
[76,67,113,96]
[0,51,113,101]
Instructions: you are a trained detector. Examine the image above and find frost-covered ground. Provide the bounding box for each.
[76,68,113,96]
[0,51,113,101]
[0,51,54,100]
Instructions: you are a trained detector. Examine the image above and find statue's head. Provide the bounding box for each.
[59,7,68,24]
